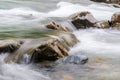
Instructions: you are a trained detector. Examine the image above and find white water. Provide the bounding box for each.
[70,29,120,56]
[0,54,51,80]
[0,0,120,80]
[0,1,119,25]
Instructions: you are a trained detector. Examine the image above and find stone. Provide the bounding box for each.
[69,11,97,29]
[112,23,120,29]
[96,20,111,29]
[110,12,120,29]
[111,12,120,24]
[57,55,88,65]
[46,22,69,32]
[0,39,22,53]
[30,38,69,63]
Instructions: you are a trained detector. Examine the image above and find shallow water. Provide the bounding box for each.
[0,0,120,80]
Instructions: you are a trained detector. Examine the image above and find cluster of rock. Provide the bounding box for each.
[0,19,83,64]
[69,11,120,29]
[0,32,79,64]
[91,0,120,4]
[0,10,119,65]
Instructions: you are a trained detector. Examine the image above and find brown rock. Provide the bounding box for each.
[4,32,79,63]
[112,23,120,29]
[111,12,120,24]
[69,11,97,29]
[4,38,68,63]
[96,20,110,29]
[46,22,69,32]
[0,39,22,53]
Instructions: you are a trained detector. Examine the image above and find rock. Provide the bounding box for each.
[91,0,120,4]
[4,38,68,63]
[0,39,22,53]
[46,22,69,32]
[95,12,120,29]
[57,55,88,65]
[69,11,97,29]
[111,12,120,24]
[96,20,111,29]
[113,4,120,8]
[4,32,79,63]
[110,12,120,28]
[111,23,120,29]
[30,38,69,63]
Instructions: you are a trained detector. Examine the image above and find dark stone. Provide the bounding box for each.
[57,55,88,65]
[69,11,97,29]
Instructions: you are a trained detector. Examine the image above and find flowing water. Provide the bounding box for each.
[0,0,120,80]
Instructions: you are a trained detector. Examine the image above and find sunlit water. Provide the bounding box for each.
[0,0,120,80]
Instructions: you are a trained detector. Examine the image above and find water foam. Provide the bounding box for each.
[0,54,51,80]
[48,1,120,20]
[69,29,120,56]
[0,7,47,24]
[0,1,120,24]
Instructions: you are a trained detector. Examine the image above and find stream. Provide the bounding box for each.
[0,0,120,80]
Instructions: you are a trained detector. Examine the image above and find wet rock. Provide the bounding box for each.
[4,32,79,63]
[30,38,69,63]
[111,12,120,24]
[96,20,111,29]
[46,22,69,32]
[57,55,88,65]
[91,0,120,4]
[4,38,67,63]
[0,40,22,53]
[113,4,120,8]
[111,23,120,29]
[69,11,97,29]
[111,12,120,28]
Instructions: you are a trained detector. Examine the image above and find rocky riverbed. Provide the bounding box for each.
[0,0,120,80]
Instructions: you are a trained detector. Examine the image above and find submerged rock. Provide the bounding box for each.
[69,11,97,29]
[46,22,69,32]
[57,55,88,65]
[0,40,22,53]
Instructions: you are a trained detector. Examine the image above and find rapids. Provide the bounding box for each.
[0,0,120,80]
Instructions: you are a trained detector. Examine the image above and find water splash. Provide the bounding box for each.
[0,54,51,80]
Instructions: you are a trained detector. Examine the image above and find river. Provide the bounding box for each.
[0,0,120,80]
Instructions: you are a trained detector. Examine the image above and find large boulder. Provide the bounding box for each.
[69,11,97,29]
[4,32,79,63]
